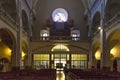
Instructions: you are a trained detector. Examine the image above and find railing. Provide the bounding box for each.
[39,36,80,41]
[0,7,18,28]
[92,29,100,38]
[22,28,28,36]
[92,12,120,37]
[104,11,120,31]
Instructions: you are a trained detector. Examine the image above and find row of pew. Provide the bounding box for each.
[67,69,120,80]
[0,69,56,80]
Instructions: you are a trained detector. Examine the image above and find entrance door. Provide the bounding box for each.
[52,54,68,70]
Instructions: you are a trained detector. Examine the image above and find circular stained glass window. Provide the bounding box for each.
[52,8,68,22]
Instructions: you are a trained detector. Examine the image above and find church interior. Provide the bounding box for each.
[0,0,120,80]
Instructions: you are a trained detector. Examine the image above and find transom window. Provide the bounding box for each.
[51,44,69,52]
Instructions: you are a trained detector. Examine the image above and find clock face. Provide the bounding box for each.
[52,8,68,22]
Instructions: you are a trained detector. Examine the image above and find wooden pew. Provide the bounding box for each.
[67,69,120,80]
[0,69,56,80]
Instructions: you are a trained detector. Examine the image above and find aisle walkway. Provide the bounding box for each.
[56,71,65,80]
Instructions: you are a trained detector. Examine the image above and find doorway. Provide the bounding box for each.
[52,54,69,70]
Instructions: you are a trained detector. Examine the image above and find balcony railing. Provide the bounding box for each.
[93,30,100,37]
[22,28,28,36]
[104,11,120,31]
[92,12,120,37]
[39,36,80,41]
[0,7,18,29]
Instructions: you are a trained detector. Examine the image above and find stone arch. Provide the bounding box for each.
[22,10,29,34]
[106,29,120,71]
[0,28,16,72]
[92,41,101,69]
[0,0,17,20]
[91,12,101,35]
[105,0,120,23]
[106,29,120,58]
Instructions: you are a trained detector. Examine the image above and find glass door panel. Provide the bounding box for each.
[52,54,69,70]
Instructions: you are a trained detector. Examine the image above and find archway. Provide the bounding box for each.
[51,44,69,70]
[0,28,16,72]
[21,40,28,69]
[92,42,101,69]
[91,12,101,69]
[91,12,101,36]
[40,29,49,40]
[105,0,120,23]
[22,10,29,34]
[106,29,120,71]
[0,0,17,20]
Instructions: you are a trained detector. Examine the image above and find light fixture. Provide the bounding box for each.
[5,47,12,56]
[110,47,117,57]
[95,49,101,60]
[22,51,26,60]
[98,27,101,30]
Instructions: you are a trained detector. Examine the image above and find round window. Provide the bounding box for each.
[52,8,68,22]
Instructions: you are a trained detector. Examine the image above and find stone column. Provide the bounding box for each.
[11,46,17,70]
[88,17,93,69]
[100,0,108,69]
[26,0,33,69]
[69,53,71,69]
[12,0,22,70]
[25,47,32,69]
[100,0,109,70]
[100,27,107,69]
[49,53,52,69]
[88,36,93,69]
[100,26,109,70]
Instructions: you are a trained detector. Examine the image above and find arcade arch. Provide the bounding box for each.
[106,29,120,71]
[0,28,16,72]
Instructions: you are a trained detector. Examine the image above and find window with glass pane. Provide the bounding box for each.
[71,54,87,69]
[34,54,49,69]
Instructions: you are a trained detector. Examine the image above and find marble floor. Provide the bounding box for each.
[56,71,65,80]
